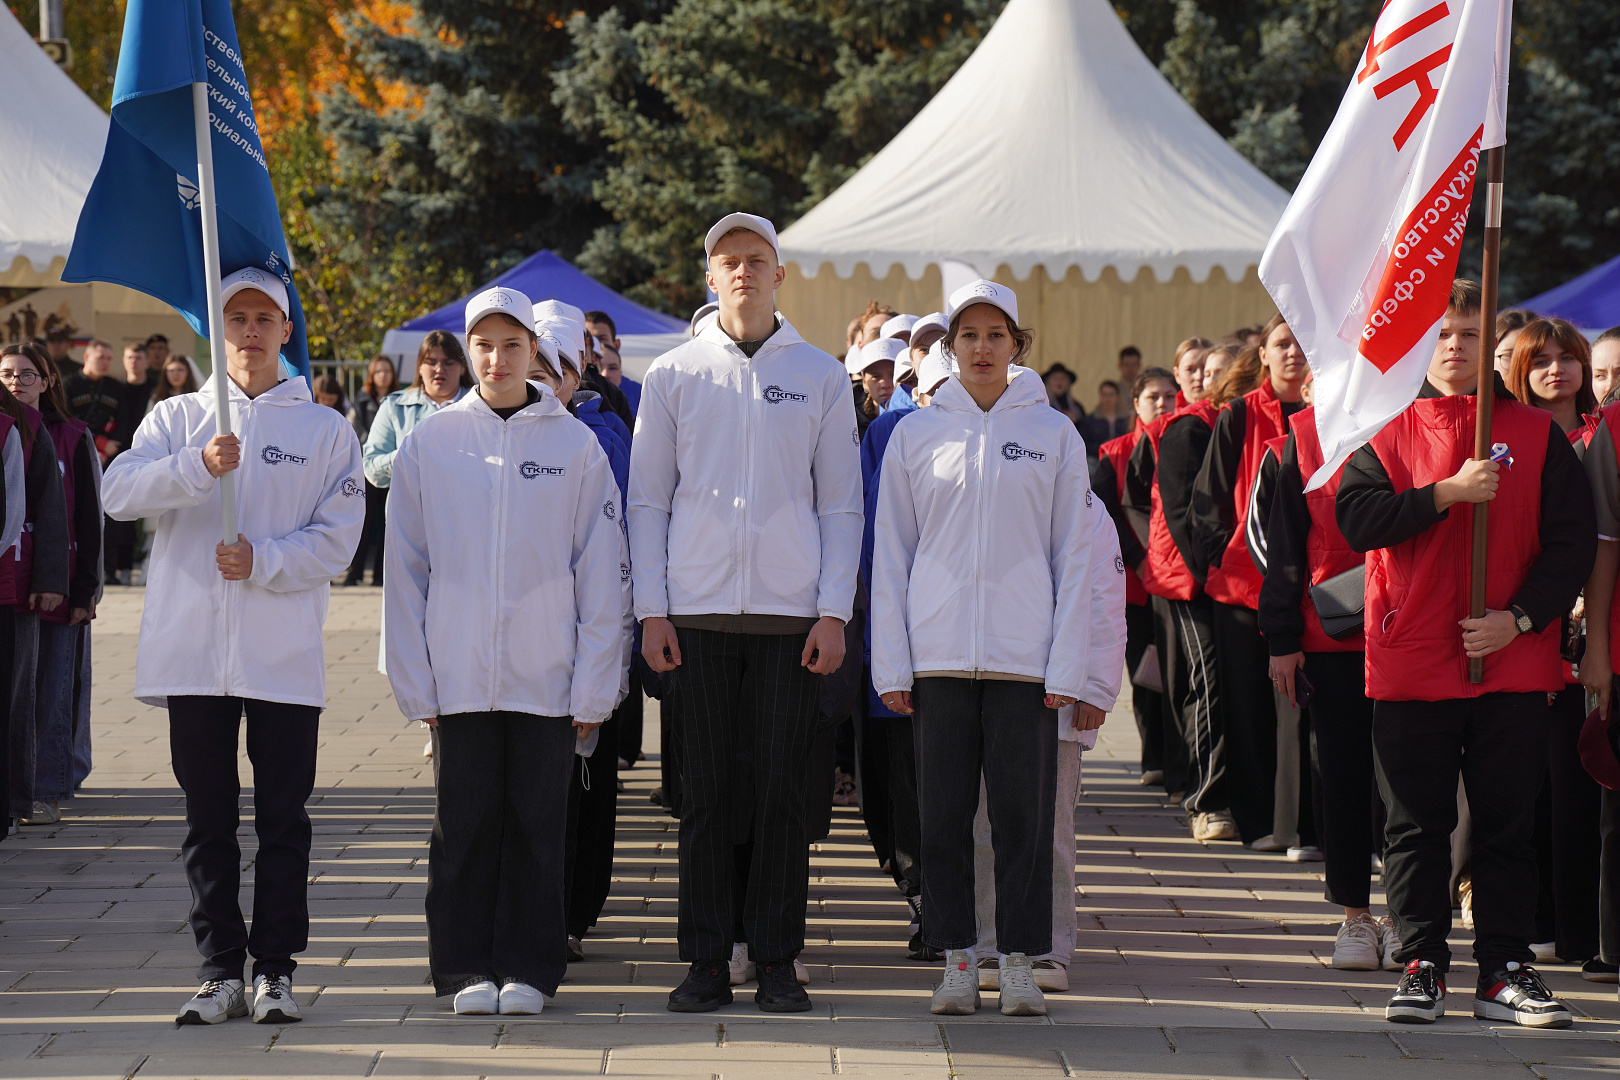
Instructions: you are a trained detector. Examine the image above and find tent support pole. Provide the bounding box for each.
[192,81,237,545]
[1468,143,1505,685]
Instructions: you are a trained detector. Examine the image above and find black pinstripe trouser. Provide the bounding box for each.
[673,627,819,963]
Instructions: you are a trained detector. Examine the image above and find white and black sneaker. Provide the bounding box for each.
[251,974,301,1023]
[1474,962,1572,1028]
[176,978,248,1025]
[1385,960,1446,1024]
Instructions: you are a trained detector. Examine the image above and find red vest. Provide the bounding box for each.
[1364,394,1561,700]
[1099,430,1146,606]
[0,407,44,607]
[1205,381,1292,610]
[38,415,88,625]
[1290,408,1365,653]
[1140,399,1217,602]
[1590,405,1620,675]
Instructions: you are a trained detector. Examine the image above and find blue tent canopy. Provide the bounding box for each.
[400,249,686,336]
[1519,251,1620,332]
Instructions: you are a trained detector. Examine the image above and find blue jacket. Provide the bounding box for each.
[859,389,919,718]
[619,375,642,420]
[362,383,469,488]
[573,391,630,501]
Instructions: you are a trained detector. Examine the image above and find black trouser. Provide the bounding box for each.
[168,696,320,981]
[1213,602,1275,843]
[887,716,922,898]
[103,516,137,577]
[1305,651,1378,909]
[1531,685,1600,960]
[344,481,387,585]
[673,628,820,963]
[914,677,1056,955]
[1373,692,1546,974]
[1126,602,1165,775]
[7,610,36,818]
[658,685,682,817]
[856,711,895,871]
[1148,596,1192,797]
[427,711,574,995]
[565,711,620,940]
[1601,786,1620,966]
[0,605,14,832]
[616,665,644,767]
[1161,595,1224,813]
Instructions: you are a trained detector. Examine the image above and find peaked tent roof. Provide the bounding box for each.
[778,0,1290,286]
[401,249,686,336]
[0,6,111,275]
[1520,252,1620,333]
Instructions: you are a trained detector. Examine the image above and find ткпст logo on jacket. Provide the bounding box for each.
[519,461,565,479]
[762,385,808,404]
[260,445,309,466]
[341,478,363,498]
[1000,441,1046,462]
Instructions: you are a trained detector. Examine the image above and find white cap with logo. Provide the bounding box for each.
[908,312,948,352]
[878,314,917,343]
[856,336,907,375]
[530,328,566,374]
[465,286,533,334]
[918,340,955,396]
[944,279,1018,326]
[704,212,781,263]
[221,267,290,318]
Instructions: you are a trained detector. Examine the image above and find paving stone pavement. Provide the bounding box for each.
[0,588,1615,1078]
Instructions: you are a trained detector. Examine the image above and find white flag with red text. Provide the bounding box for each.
[1260,0,1513,488]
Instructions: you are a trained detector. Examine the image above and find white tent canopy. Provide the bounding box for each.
[0,6,109,283]
[778,0,1290,288]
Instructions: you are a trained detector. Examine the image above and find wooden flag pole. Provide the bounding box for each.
[1468,143,1506,684]
[192,81,239,546]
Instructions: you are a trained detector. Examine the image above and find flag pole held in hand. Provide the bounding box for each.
[191,81,237,544]
[1468,145,1506,684]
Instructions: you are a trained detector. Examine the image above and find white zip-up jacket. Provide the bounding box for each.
[870,366,1123,707]
[383,386,630,724]
[102,378,364,708]
[628,317,862,622]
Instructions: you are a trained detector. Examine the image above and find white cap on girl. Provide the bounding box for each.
[944,279,1018,326]
[464,287,532,334]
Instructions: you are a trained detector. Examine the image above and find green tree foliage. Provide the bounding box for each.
[552,0,1006,315]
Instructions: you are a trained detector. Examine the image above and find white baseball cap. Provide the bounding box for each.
[221,267,290,319]
[844,344,864,378]
[918,340,955,396]
[536,320,582,373]
[856,337,906,375]
[689,301,719,336]
[465,286,533,335]
[879,314,917,343]
[945,279,1018,326]
[909,312,948,352]
[704,212,781,263]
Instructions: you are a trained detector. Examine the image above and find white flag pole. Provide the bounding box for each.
[191,81,238,545]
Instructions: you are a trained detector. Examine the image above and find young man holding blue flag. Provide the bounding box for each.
[103,270,364,1026]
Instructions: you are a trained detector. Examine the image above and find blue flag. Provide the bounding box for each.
[63,0,308,376]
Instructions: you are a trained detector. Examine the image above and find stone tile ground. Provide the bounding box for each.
[0,588,1613,1078]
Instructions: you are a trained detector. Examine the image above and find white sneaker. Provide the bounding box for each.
[931,950,980,1015]
[1032,959,1069,992]
[423,737,434,759]
[251,974,301,1023]
[998,953,1047,1016]
[793,958,810,986]
[1287,845,1325,862]
[498,981,544,1015]
[1377,916,1403,971]
[977,955,1000,990]
[452,980,499,1015]
[1531,941,1560,964]
[1332,913,1381,970]
[176,978,247,1025]
[1249,834,1288,852]
[728,942,755,986]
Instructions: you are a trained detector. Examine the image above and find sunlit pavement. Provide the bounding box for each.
[0,588,1614,1078]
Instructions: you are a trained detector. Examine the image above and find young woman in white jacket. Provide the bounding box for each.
[872,280,1119,1019]
[384,287,629,1017]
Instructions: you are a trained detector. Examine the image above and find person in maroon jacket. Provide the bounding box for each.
[1188,316,1309,849]
[1335,280,1594,1028]
[1092,368,1178,788]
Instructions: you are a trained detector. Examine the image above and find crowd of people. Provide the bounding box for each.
[18,212,1620,1035]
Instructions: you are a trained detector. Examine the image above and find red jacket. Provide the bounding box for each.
[1205,381,1293,610]
[1099,430,1146,606]
[1139,399,1217,602]
[1363,396,1562,700]
[1291,408,1365,653]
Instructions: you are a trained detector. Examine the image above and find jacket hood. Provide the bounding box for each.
[205,375,312,412]
[447,382,568,422]
[694,313,808,357]
[931,364,1048,416]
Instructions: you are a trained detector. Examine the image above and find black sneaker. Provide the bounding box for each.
[1580,958,1618,983]
[755,959,812,1013]
[1474,962,1573,1028]
[667,960,732,1013]
[566,935,585,962]
[1385,959,1446,1023]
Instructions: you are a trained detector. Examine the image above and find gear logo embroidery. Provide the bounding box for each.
[762,385,808,404]
[603,501,617,521]
[1085,490,1094,506]
[1000,441,1046,462]
[341,478,363,498]
[1113,555,1125,574]
[519,461,565,479]
[260,445,308,466]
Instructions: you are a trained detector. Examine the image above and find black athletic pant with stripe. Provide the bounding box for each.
[1156,594,1225,815]
[673,628,820,963]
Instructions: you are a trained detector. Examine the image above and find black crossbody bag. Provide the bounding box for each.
[1308,564,1366,640]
